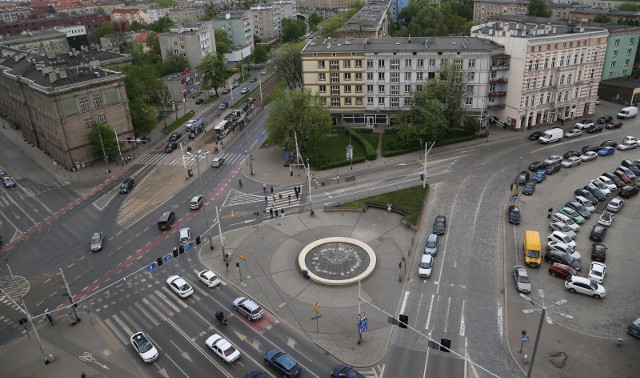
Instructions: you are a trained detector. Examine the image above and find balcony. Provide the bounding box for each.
[491,64,510,71]
[489,78,508,84]
[487,103,506,109]
[488,91,507,97]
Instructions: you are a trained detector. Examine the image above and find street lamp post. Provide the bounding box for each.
[194,150,214,250]
[96,130,110,173]
[4,258,14,279]
[520,290,573,378]
[215,205,226,261]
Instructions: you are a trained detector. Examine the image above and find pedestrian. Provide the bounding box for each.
[46,313,53,325]
[387,204,392,214]
[281,208,284,217]
[264,196,268,206]
[263,183,267,193]
[295,190,299,200]
[275,209,279,216]
[288,194,291,205]
[270,208,273,218]
[272,194,276,203]
[279,193,283,200]
[547,208,553,219]
[270,186,274,194]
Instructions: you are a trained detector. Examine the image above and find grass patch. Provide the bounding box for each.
[162,110,195,134]
[337,185,428,226]
[358,132,380,151]
[306,132,366,168]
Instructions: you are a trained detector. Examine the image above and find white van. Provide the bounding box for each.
[550,213,580,232]
[538,128,564,144]
[617,106,638,119]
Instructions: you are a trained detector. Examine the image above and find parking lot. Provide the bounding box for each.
[511,114,640,338]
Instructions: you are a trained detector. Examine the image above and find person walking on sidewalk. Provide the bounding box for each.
[45,313,54,325]
[547,208,553,219]
[269,208,273,218]
[270,186,274,194]
[263,183,267,193]
[288,194,291,205]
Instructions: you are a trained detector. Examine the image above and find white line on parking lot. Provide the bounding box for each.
[425,294,434,330]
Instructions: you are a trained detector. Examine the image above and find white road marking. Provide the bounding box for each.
[399,291,409,314]
[425,294,434,330]
[459,299,466,337]
[497,306,504,341]
[443,297,451,333]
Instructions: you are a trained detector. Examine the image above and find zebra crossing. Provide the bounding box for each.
[134,152,244,167]
[223,187,304,215]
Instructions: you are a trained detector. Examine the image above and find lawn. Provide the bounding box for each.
[306,132,366,167]
[337,185,428,226]
[163,110,195,134]
[358,131,380,151]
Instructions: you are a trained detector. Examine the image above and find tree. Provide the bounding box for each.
[129,98,157,136]
[265,88,332,151]
[593,15,611,23]
[527,0,552,18]
[282,18,307,43]
[94,22,115,41]
[214,29,232,54]
[619,3,638,11]
[308,13,323,32]
[252,44,268,64]
[196,52,230,97]
[88,123,120,160]
[129,21,146,31]
[156,0,176,8]
[319,0,365,38]
[96,7,106,16]
[149,80,172,127]
[396,95,448,146]
[269,42,304,89]
[424,61,472,130]
[148,17,174,33]
[160,52,189,76]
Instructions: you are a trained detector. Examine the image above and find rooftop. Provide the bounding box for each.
[338,0,390,33]
[216,10,249,20]
[472,20,609,39]
[303,36,504,54]
[489,14,640,33]
[0,30,66,43]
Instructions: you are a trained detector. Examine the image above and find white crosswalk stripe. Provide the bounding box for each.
[134,151,244,167]
[224,188,304,214]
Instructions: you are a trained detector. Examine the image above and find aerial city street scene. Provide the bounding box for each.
[1,0,640,377]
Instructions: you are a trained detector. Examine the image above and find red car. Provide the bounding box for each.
[548,263,579,279]
[221,87,231,94]
[613,170,632,184]
[605,121,623,129]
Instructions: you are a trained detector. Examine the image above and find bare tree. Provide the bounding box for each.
[269,42,304,90]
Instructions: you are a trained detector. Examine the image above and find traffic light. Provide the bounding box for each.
[398,314,408,329]
[195,236,201,245]
[173,247,179,258]
[179,245,185,254]
[156,257,163,266]
[440,338,451,352]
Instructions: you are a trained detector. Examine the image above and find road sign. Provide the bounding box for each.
[240,254,246,260]
[241,259,246,265]
[147,262,157,272]
[311,314,322,320]
[163,254,172,262]
[522,335,530,341]
[512,194,518,200]
[184,243,191,251]
[258,133,265,141]
[314,302,319,314]
[358,317,368,333]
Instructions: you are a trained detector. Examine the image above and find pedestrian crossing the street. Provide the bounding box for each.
[135,152,244,167]
[223,187,305,216]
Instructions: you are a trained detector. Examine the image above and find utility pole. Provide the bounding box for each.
[113,128,124,165]
[97,129,109,172]
[215,205,226,261]
[59,268,80,322]
[179,143,190,180]
[195,150,214,250]
[423,141,435,189]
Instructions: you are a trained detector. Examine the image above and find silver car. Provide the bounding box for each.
[90,232,104,252]
[513,266,531,293]
[606,197,624,213]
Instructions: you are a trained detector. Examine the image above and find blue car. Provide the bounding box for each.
[532,169,547,183]
[264,349,301,378]
[331,365,365,378]
[598,146,615,156]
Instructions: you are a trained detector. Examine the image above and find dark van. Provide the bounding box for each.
[158,211,176,231]
[119,178,135,194]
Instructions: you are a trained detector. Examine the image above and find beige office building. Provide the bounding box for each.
[159,21,216,70]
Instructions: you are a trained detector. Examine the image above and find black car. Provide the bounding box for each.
[195,98,205,105]
[164,141,178,153]
[585,124,604,133]
[517,170,530,184]
[264,349,301,378]
[544,250,581,271]
[565,201,591,218]
[528,131,544,141]
[169,131,182,142]
[433,215,446,235]
[589,225,607,242]
[522,181,535,195]
[244,369,268,378]
[545,163,561,175]
[249,77,258,83]
[621,160,640,175]
[331,365,365,378]
[581,144,600,153]
[619,185,639,198]
[563,150,581,159]
[119,178,135,194]
[597,115,613,124]
[599,140,618,148]
[575,188,598,204]
[528,161,546,172]
[508,205,521,225]
[602,172,625,187]
[584,184,606,201]
[591,243,607,262]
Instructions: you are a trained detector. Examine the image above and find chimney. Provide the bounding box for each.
[49,71,57,83]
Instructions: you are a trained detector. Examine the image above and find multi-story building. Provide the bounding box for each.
[0,30,70,54]
[336,0,391,39]
[296,0,354,10]
[568,9,640,23]
[111,8,149,26]
[0,14,111,44]
[391,0,410,22]
[213,11,254,62]
[0,46,134,170]
[272,0,297,36]
[301,36,505,126]
[0,7,31,24]
[250,5,277,42]
[168,6,206,24]
[471,21,608,129]
[146,8,171,23]
[159,21,216,70]
[473,0,529,23]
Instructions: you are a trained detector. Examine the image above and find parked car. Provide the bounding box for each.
[547,231,576,248]
[522,181,535,195]
[602,172,625,188]
[613,170,632,184]
[597,146,616,156]
[528,131,544,141]
[3,176,16,188]
[605,121,623,129]
[528,161,546,172]
[598,211,614,227]
[547,241,581,260]
[589,225,607,241]
[508,205,521,225]
[221,87,231,94]
[579,151,598,162]
[513,266,532,294]
[264,349,301,378]
[564,129,582,138]
[621,160,640,175]
[550,213,580,232]
[589,180,611,196]
[432,215,446,235]
[623,135,638,144]
[561,156,581,168]
[583,184,606,202]
[331,365,365,378]
[596,176,617,191]
[581,144,600,153]
[575,120,594,129]
[616,166,637,180]
[559,207,585,224]
[585,124,604,133]
[591,243,607,262]
[548,222,576,239]
[617,141,638,151]
[424,234,439,256]
[548,263,578,280]
[599,140,618,148]
[565,275,606,299]
[574,196,596,213]
[169,131,183,142]
[588,262,607,284]
[418,254,433,278]
[516,170,530,184]
[249,77,258,83]
[597,115,613,124]
[565,201,591,219]
[545,163,561,175]
[619,185,639,198]
[544,155,563,165]
[532,169,547,183]
[195,98,205,105]
[606,197,624,213]
[544,249,581,271]
[574,188,598,204]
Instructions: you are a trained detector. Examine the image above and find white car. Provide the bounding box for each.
[590,180,611,195]
[579,151,598,162]
[198,270,221,288]
[548,222,576,239]
[205,334,241,363]
[561,156,581,168]
[588,262,607,284]
[565,275,606,298]
[418,254,433,278]
[617,141,638,151]
[598,211,614,227]
[179,227,192,246]
[544,155,562,165]
[547,231,576,248]
[564,129,582,138]
[574,120,594,129]
[623,135,638,144]
[166,275,194,298]
[596,176,617,191]
[547,241,581,260]
[606,197,624,213]
[240,87,249,94]
[130,332,159,363]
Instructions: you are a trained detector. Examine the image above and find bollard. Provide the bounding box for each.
[523,354,529,365]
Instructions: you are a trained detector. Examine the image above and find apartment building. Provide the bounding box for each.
[391,0,410,22]
[0,47,134,170]
[213,11,254,62]
[111,8,148,26]
[471,21,608,129]
[250,5,277,42]
[0,7,31,23]
[168,6,206,24]
[158,21,216,70]
[336,0,391,39]
[0,30,69,54]
[0,14,111,44]
[301,36,505,126]
[473,0,529,23]
[295,0,354,10]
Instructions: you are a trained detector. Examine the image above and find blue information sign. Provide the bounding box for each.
[147,262,157,271]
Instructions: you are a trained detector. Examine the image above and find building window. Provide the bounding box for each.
[366,59,373,68]
[625,59,630,66]
[627,48,632,56]
[467,58,476,68]
[567,74,572,84]
[623,69,628,75]
[355,85,362,93]
[378,59,385,68]
[320,97,326,105]
[544,57,548,69]
[356,98,363,105]
[559,56,564,67]
[417,72,423,80]
[343,60,351,68]
[428,59,436,67]
[344,85,352,93]
[390,72,399,83]
[331,98,340,107]
[344,72,351,81]
[613,50,618,58]
[93,97,103,108]
[355,72,362,81]
[367,72,373,80]
[367,97,374,105]
[84,118,94,128]
[551,57,556,67]
[355,60,362,68]
[319,73,326,81]
[344,97,352,105]
[546,92,551,103]
[390,97,399,107]
[319,85,326,93]
[390,85,399,95]
[467,72,475,80]
[330,60,339,70]
[331,85,340,95]
[367,84,373,92]
[80,100,90,111]
[390,59,400,70]
[378,85,385,92]
[405,72,411,80]
[404,85,411,92]
[330,73,340,83]
[610,61,616,68]
[428,72,435,79]
[318,60,325,69]
[564,92,569,101]
[631,38,635,44]
[378,97,385,105]
[465,98,472,106]
[98,114,107,124]
[417,59,424,67]
[378,72,385,80]
[416,84,423,91]
[526,78,530,89]
[453,59,462,69]
[405,59,412,67]
[614,39,620,46]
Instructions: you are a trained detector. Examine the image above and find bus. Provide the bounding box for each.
[214,120,230,141]
[523,230,542,267]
